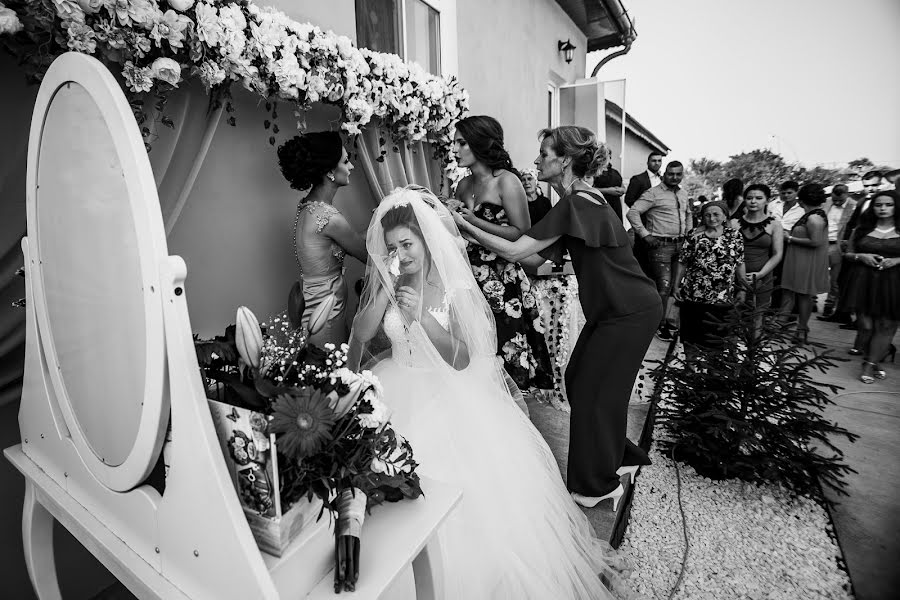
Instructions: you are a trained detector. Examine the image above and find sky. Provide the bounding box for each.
[587,0,900,170]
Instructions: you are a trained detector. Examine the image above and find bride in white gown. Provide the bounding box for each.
[350,186,633,599]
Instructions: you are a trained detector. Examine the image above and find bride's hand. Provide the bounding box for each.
[396,286,420,322]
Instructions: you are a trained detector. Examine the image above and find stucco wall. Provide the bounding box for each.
[455,0,586,169]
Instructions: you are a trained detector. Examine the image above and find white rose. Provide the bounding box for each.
[51,0,85,23]
[150,57,182,86]
[167,0,194,11]
[75,0,102,13]
[0,6,24,35]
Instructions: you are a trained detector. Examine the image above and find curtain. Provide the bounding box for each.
[355,121,447,208]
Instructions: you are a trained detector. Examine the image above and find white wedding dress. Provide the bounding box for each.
[351,188,631,599]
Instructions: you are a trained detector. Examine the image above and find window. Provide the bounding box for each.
[355,0,401,55]
[405,0,441,75]
[356,0,453,75]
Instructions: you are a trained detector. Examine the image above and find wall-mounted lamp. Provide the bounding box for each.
[558,39,576,64]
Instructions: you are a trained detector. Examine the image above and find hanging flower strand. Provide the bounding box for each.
[0,0,469,153]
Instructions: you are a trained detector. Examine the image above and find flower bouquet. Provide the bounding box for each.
[195,306,423,592]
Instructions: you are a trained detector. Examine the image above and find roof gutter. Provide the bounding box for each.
[591,0,635,76]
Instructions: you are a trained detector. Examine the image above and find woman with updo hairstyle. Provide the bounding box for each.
[455,125,660,510]
[277,131,367,347]
[451,115,553,395]
[778,182,829,344]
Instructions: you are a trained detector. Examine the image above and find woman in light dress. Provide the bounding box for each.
[349,187,634,599]
[277,132,366,346]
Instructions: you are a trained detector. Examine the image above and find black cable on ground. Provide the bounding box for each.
[666,444,689,600]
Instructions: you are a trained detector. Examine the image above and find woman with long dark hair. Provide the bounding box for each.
[840,190,900,383]
[452,116,553,395]
[277,132,366,346]
[454,126,660,509]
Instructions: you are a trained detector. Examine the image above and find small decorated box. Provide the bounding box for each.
[207,398,325,557]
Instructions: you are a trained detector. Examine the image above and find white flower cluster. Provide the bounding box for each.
[6,0,469,148]
[0,3,24,35]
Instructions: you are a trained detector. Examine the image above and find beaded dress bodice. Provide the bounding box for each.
[383,296,450,368]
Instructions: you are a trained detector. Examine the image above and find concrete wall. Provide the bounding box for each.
[455,0,586,169]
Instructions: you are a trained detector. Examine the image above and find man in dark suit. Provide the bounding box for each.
[623,151,664,277]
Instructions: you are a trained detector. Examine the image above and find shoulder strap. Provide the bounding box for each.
[573,189,606,206]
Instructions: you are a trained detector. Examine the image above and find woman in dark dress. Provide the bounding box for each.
[452,116,553,394]
[734,184,783,311]
[455,126,660,509]
[840,190,900,383]
[520,167,552,226]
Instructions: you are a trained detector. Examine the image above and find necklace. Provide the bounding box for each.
[875,225,896,234]
[560,178,579,196]
[471,174,492,203]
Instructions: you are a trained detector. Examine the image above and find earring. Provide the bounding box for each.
[326,172,336,182]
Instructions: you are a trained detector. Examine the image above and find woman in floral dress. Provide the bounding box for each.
[672,200,746,353]
[452,116,553,393]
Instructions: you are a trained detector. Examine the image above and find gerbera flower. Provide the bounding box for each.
[270,390,336,460]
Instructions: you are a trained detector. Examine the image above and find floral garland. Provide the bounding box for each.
[0,0,468,153]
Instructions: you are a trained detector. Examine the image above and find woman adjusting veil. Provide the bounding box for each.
[349,187,633,599]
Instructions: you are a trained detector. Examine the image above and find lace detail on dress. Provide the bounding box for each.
[383,294,450,367]
[306,201,346,264]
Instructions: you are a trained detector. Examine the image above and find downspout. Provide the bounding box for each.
[591,0,636,76]
[590,36,633,76]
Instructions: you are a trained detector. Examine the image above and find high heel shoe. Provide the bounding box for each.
[617,465,640,485]
[848,348,862,356]
[571,484,625,512]
[860,361,876,384]
[879,344,897,364]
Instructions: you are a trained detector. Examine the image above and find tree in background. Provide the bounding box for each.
[721,149,795,191]
[847,157,875,174]
[688,149,855,196]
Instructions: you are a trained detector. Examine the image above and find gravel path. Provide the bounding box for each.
[620,447,854,600]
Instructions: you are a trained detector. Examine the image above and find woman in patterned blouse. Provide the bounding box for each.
[278,132,367,346]
[672,200,746,356]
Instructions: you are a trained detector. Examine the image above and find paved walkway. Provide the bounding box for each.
[807,316,900,600]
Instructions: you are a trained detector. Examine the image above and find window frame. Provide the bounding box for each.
[356,0,457,77]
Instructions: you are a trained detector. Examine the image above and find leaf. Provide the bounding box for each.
[264,119,271,129]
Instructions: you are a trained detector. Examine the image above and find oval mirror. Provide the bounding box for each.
[28,53,168,491]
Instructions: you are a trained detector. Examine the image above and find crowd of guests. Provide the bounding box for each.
[613,156,898,384]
